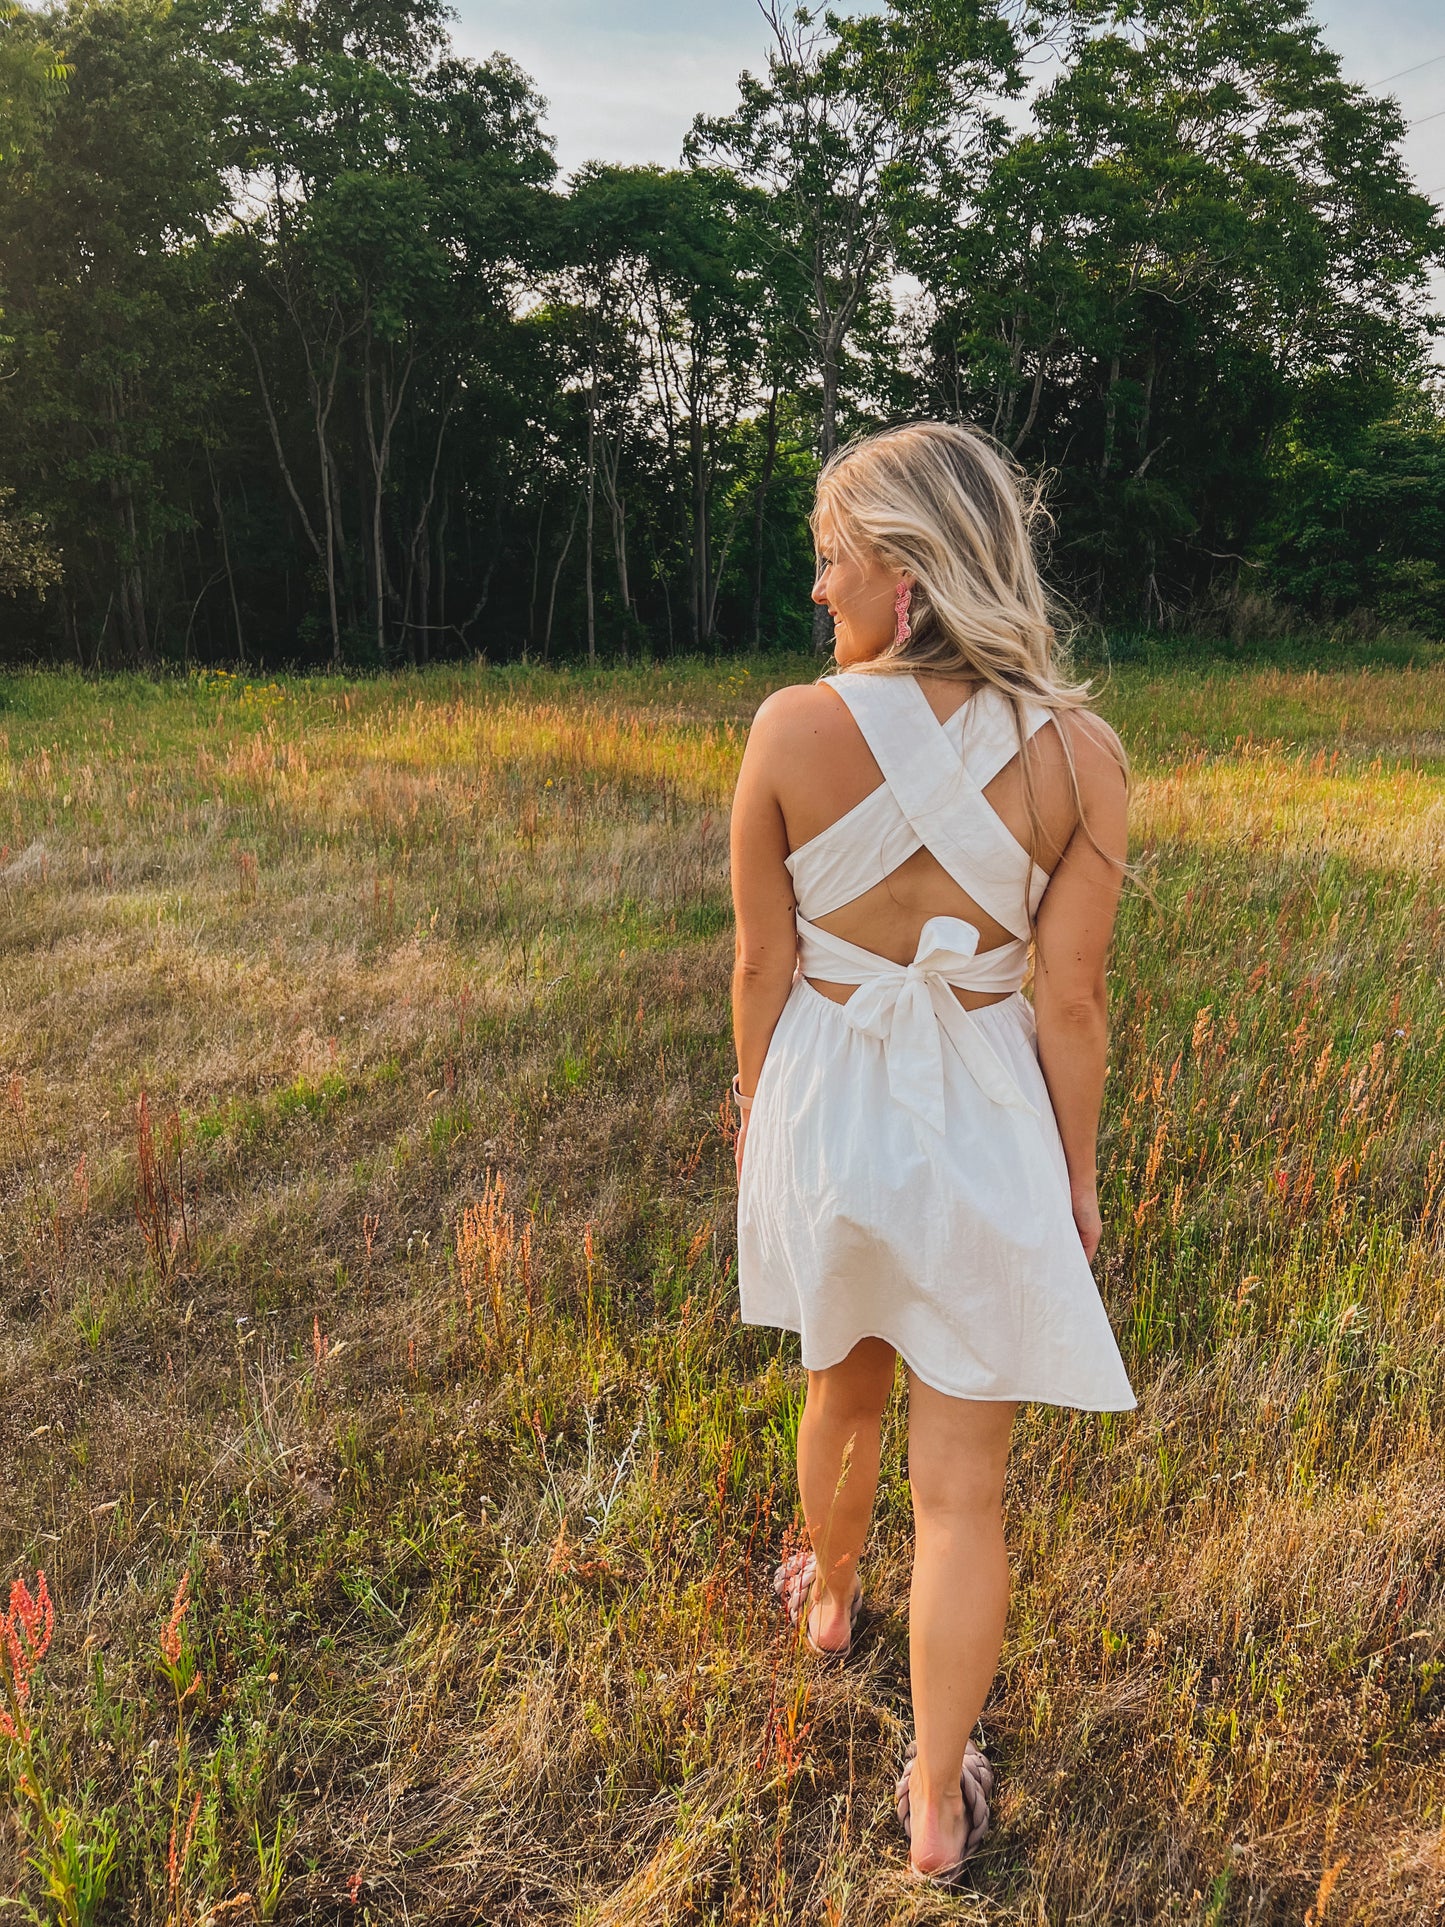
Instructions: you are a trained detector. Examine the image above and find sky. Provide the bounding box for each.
[450,0,1445,329]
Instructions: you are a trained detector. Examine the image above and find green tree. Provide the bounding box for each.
[0,0,228,666]
[1257,381,1445,628]
[224,0,553,665]
[917,0,1445,620]
[0,0,69,168]
[0,486,62,602]
[688,0,1037,464]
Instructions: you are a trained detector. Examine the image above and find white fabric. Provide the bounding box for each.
[737,669,1137,1411]
[794,913,1036,1135]
[785,675,1053,931]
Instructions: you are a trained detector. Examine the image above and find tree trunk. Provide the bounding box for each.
[106,383,150,667]
[526,492,546,656]
[595,422,632,621]
[305,348,345,669]
[1010,349,1051,455]
[1099,351,1121,481]
[207,449,246,667]
[585,390,597,665]
[545,495,581,663]
[1137,344,1157,460]
[749,384,780,650]
[435,498,448,643]
[415,535,430,665]
[689,393,707,649]
[613,489,630,613]
[400,393,453,667]
[812,342,842,653]
[363,332,415,666]
[819,341,839,463]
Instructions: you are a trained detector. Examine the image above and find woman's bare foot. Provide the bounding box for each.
[905,1773,968,1876]
[896,1741,992,1882]
[805,1583,858,1653]
[774,1549,862,1654]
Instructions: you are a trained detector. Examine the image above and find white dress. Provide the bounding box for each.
[736,669,1137,1411]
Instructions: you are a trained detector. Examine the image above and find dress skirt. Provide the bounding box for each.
[737,974,1137,1411]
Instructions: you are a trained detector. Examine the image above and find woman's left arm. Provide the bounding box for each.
[1032,712,1129,1261]
[730,698,801,1162]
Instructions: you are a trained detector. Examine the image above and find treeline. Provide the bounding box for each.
[0,0,1442,670]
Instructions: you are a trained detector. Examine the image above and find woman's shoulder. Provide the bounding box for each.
[747,677,855,742]
[1033,702,1127,784]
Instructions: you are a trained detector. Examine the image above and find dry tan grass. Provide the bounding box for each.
[0,655,1442,1924]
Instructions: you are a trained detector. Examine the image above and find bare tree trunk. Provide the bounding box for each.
[362,329,415,666]
[318,414,342,669]
[1099,351,1121,480]
[62,587,82,671]
[400,395,455,664]
[207,446,246,666]
[689,388,707,648]
[1137,343,1157,459]
[545,495,581,663]
[117,503,149,666]
[234,316,323,559]
[585,394,597,664]
[819,333,840,463]
[526,492,546,656]
[596,427,632,616]
[436,498,448,643]
[813,335,843,653]
[704,514,740,640]
[106,382,150,666]
[749,384,779,650]
[1011,348,1052,454]
[614,492,630,612]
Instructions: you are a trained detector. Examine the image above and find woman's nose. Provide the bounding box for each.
[810,571,829,606]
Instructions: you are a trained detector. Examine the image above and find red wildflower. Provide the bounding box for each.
[0,1569,53,1742]
[160,1570,191,1670]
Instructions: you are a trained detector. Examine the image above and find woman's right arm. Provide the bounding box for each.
[729,695,802,1171]
[1030,713,1129,1262]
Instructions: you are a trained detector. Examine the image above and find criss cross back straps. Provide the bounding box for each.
[787,672,1055,1133]
[789,672,1053,931]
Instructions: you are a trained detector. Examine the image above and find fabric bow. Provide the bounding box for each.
[838,915,1040,1134]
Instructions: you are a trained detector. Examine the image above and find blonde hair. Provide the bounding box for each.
[812,419,1138,927]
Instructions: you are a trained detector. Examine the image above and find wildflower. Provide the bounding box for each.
[0,1569,53,1741]
[168,1786,203,1900]
[159,1570,191,1671]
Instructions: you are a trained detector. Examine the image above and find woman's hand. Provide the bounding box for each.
[734,1110,749,1181]
[1071,1184,1102,1262]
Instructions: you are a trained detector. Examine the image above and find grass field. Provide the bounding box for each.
[1,654,1443,1926]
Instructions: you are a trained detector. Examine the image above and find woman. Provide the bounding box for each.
[729,420,1137,1887]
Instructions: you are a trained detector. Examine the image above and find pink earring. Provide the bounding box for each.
[894,578,912,647]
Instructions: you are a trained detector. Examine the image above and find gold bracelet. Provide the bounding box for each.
[730,1072,754,1113]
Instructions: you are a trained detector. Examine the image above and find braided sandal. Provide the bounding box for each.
[895,1736,994,1887]
[772,1548,863,1659]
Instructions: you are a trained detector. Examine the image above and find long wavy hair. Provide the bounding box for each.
[812,419,1136,917]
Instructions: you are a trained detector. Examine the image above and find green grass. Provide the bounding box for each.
[0,653,1442,1924]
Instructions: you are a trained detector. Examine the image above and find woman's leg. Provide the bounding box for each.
[795,1336,897,1650]
[904,1379,1018,1873]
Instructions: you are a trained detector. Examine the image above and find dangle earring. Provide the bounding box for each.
[893,577,912,647]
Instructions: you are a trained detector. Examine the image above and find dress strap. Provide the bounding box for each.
[962,686,1056,790]
[825,674,1044,941]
